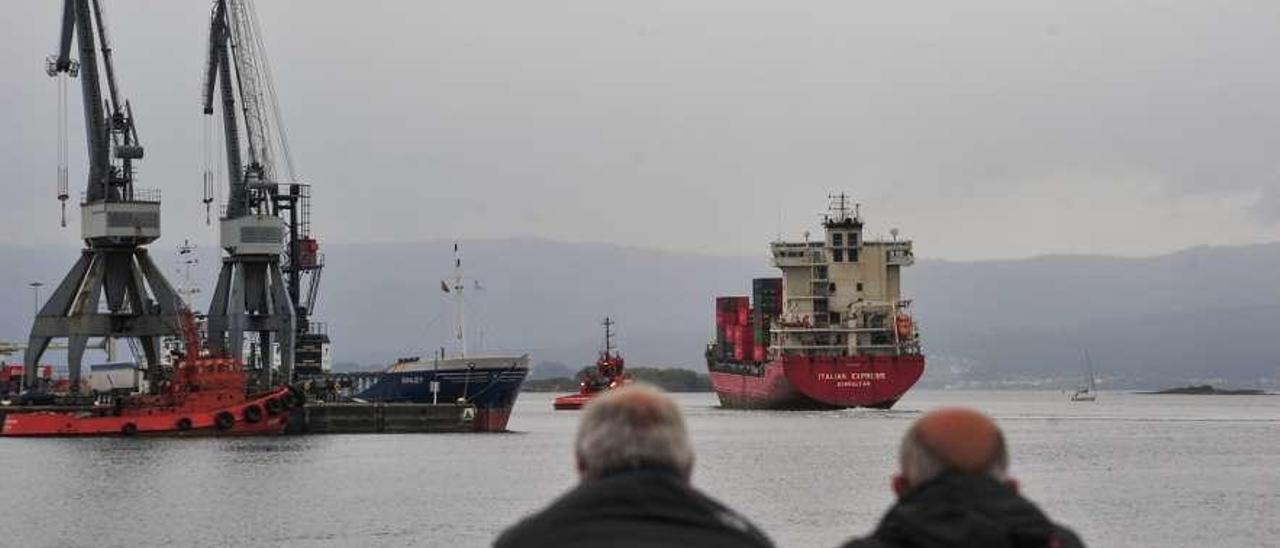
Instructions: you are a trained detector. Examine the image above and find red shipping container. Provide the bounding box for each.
[733,342,748,361]
[717,296,749,313]
[752,345,766,362]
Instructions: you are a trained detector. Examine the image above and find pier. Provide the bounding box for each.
[286,402,477,434]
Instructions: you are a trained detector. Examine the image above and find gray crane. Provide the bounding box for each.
[202,0,326,385]
[23,0,182,392]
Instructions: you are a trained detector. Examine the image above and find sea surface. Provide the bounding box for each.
[2,390,1278,548]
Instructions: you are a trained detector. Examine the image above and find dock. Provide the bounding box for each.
[285,401,478,434]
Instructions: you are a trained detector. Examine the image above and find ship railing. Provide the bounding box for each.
[886,245,915,266]
[296,371,386,402]
[772,326,856,333]
[79,187,162,205]
[770,247,829,267]
[770,241,825,250]
[775,344,849,350]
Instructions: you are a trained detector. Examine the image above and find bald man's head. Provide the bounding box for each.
[895,408,1010,493]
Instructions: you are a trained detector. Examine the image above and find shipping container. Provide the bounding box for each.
[717,296,750,313]
[737,324,754,350]
[752,278,783,315]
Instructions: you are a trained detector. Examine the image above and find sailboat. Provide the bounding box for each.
[356,243,530,431]
[1070,350,1098,402]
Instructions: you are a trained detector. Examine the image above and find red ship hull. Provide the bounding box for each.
[1,387,294,437]
[708,354,925,410]
[475,407,513,432]
[553,393,595,410]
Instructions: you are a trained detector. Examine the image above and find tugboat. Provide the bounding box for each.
[1,310,297,437]
[554,318,629,410]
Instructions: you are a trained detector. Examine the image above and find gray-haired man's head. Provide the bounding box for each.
[574,383,695,481]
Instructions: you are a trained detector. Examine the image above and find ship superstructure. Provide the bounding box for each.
[707,194,924,409]
[769,194,920,361]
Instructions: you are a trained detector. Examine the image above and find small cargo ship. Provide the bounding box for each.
[1,311,297,437]
[354,243,529,431]
[554,317,629,410]
[355,354,529,431]
[706,194,925,410]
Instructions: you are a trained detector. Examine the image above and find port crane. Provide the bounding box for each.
[23,0,183,392]
[202,0,327,385]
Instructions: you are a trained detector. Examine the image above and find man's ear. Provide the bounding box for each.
[892,475,910,498]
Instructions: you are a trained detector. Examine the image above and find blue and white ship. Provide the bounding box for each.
[356,243,530,431]
[357,354,529,431]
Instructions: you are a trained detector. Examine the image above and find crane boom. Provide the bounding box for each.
[202,0,245,217]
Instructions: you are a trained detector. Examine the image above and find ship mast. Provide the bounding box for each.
[453,242,467,358]
[601,317,615,359]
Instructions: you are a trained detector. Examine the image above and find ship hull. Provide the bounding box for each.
[355,356,529,432]
[553,393,595,410]
[0,387,293,437]
[708,354,924,410]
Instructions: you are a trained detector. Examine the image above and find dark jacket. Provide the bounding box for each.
[494,467,774,548]
[840,473,1085,548]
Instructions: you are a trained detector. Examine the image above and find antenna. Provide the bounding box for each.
[176,239,200,306]
[775,202,783,242]
[827,192,852,221]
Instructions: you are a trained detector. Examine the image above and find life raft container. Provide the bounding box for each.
[895,314,914,339]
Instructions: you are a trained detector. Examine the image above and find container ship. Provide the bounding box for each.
[706,194,924,409]
[355,354,529,431]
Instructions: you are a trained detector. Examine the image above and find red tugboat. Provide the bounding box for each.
[554,318,629,410]
[1,311,297,437]
[706,194,925,410]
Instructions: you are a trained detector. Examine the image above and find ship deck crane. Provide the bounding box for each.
[202,0,327,385]
[24,0,182,392]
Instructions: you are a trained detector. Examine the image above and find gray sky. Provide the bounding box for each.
[3,0,1278,260]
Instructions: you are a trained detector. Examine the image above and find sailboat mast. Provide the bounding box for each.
[1084,349,1096,391]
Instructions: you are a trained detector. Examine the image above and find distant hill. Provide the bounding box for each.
[2,239,1277,388]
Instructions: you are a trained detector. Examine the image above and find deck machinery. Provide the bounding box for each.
[23,0,183,392]
[201,0,328,386]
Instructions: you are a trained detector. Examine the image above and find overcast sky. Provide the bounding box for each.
[3,1,1279,260]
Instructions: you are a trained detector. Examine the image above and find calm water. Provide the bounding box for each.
[2,390,1278,548]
